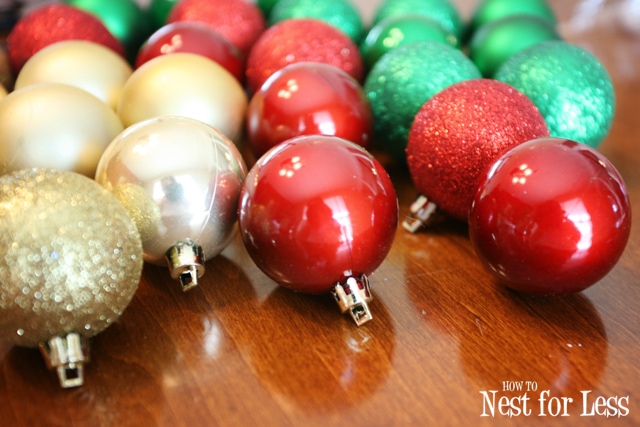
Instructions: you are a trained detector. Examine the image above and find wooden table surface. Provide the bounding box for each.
[1,0,639,426]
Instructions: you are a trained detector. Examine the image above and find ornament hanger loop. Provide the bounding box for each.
[38,332,89,388]
[402,194,439,233]
[331,275,373,326]
[165,239,205,291]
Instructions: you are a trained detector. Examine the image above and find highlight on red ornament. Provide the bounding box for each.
[238,135,399,325]
[468,137,631,296]
[246,62,373,159]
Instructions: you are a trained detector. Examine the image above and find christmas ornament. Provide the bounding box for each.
[405,79,549,226]
[256,0,279,17]
[0,84,6,100]
[6,4,124,73]
[469,15,560,77]
[135,22,244,83]
[95,116,247,291]
[0,168,143,387]
[167,0,265,54]
[245,18,363,94]
[468,137,631,296]
[468,0,556,37]
[14,40,133,110]
[148,0,180,31]
[246,62,372,158]
[372,0,463,41]
[364,40,480,160]
[117,53,247,141]
[360,14,459,70]
[269,0,363,42]
[495,40,615,148]
[62,0,151,62]
[0,83,124,177]
[238,135,398,325]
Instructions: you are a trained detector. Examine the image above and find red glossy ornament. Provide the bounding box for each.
[246,62,373,158]
[469,137,631,296]
[245,18,363,94]
[238,135,398,325]
[6,4,125,73]
[166,0,265,54]
[135,22,244,82]
[406,79,548,223]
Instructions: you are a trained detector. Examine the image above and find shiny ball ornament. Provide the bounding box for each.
[469,138,631,296]
[135,22,244,83]
[14,40,133,110]
[0,83,124,177]
[406,79,549,222]
[269,0,363,42]
[117,53,247,142]
[61,0,151,61]
[167,0,265,54]
[245,18,363,94]
[246,62,373,158]
[6,4,125,73]
[238,135,398,325]
[0,168,143,387]
[364,41,481,160]
[148,0,180,30]
[495,41,615,148]
[469,15,560,77]
[469,0,556,37]
[373,0,463,41]
[360,14,459,70]
[95,116,247,291]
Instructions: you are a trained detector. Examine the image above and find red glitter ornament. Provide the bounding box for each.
[245,18,363,94]
[6,4,125,73]
[167,0,265,54]
[406,79,548,222]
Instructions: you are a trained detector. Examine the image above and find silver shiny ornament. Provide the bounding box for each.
[95,116,247,291]
[0,168,143,388]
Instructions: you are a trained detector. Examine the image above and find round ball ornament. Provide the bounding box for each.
[468,0,556,37]
[0,168,143,387]
[62,0,151,61]
[245,18,363,94]
[238,135,398,325]
[469,138,631,296]
[373,0,464,41]
[495,40,615,148]
[15,40,133,110]
[360,14,459,70]
[95,116,247,291]
[167,0,265,54]
[135,22,244,83]
[405,79,549,224]
[364,41,481,160]
[269,0,363,42]
[469,15,560,77]
[6,4,125,73]
[117,53,247,141]
[0,83,124,177]
[246,62,373,158]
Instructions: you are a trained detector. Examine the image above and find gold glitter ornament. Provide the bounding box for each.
[0,168,143,388]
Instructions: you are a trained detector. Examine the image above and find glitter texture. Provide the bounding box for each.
[6,4,125,73]
[167,0,266,54]
[373,0,463,40]
[364,41,481,159]
[269,0,363,42]
[406,79,549,221]
[0,169,143,348]
[494,40,615,148]
[245,18,363,94]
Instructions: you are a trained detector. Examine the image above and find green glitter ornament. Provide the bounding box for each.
[361,14,459,70]
[495,41,615,148]
[148,0,180,31]
[269,0,363,42]
[373,0,463,41]
[63,0,151,62]
[364,41,481,159]
[470,15,560,77]
[468,0,556,36]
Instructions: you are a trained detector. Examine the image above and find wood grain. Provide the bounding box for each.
[1,1,638,426]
